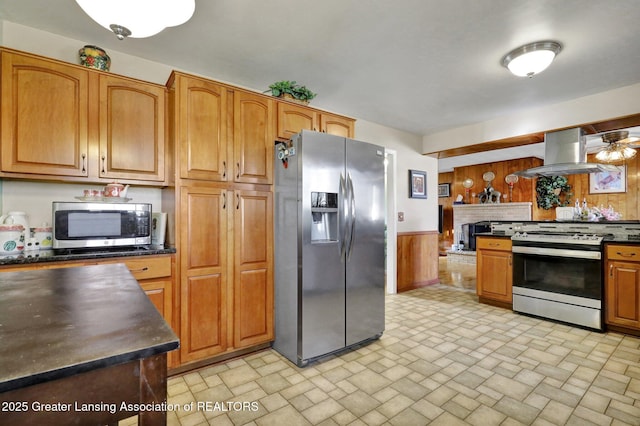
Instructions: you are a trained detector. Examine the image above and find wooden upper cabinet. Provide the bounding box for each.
[234,91,274,184]
[321,113,354,138]
[98,74,165,182]
[276,101,354,140]
[1,50,90,177]
[277,102,317,139]
[173,73,229,181]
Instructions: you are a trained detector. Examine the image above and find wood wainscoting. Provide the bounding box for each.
[397,231,440,292]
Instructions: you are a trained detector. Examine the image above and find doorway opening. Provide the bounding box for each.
[384,149,397,294]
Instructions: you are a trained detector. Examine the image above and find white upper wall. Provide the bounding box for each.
[1,20,438,233]
[422,82,640,154]
[356,121,437,234]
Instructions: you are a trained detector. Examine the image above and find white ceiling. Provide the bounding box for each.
[2,1,640,170]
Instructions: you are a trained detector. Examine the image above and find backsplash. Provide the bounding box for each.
[0,180,163,228]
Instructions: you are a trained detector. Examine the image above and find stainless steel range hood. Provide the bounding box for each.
[515,128,619,178]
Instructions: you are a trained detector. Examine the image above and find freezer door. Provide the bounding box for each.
[345,139,385,345]
[300,131,347,361]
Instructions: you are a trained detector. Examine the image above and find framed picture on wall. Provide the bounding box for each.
[409,169,427,198]
[589,165,626,194]
[438,183,451,198]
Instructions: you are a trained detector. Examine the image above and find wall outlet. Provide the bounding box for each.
[398,212,404,222]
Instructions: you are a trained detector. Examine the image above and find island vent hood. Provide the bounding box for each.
[515,127,619,178]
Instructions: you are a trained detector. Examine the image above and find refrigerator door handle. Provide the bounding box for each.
[346,173,356,260]
[339,173,348,260]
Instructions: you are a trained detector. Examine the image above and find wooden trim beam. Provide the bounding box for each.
[427,113,640,160]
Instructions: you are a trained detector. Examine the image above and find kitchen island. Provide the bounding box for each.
[0,263,179,425]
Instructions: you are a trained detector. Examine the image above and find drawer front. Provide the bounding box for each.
[606,244,640,262]
[476,237,512,251]
[121,256,172,280]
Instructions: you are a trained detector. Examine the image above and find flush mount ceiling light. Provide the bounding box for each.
[502,41,562,77]
[595,131,638,163]
[75,0,195,40]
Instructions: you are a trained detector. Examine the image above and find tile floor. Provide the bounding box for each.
[123,257,640,425]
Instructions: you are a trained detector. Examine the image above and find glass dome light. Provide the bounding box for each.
[502,41,562,78]
[75,0,195,40]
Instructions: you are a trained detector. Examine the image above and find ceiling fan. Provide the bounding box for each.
[588,129,640,163]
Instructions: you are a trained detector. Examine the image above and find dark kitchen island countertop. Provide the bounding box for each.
[0,263,179,393]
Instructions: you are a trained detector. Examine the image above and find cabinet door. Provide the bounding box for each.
[233,189,274,348]
[606,261,640,329]
[180,186,229,361]
[276,102,317,139]
[177,76,229,181]
[477,249,512,303]
[320,113,354,138]
[98,75,165,182]
[1,51,89,177]
[233,91,274,184]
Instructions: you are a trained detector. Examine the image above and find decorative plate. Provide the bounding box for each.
[482,171,495,182]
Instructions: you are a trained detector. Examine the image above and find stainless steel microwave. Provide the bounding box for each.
[52,202,152,249]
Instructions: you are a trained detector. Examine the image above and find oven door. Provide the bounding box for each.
[512,243,604,330]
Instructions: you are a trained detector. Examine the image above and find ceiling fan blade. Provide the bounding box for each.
[619,136,640,145]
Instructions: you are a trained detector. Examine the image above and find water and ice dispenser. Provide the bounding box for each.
[310,192,338,243]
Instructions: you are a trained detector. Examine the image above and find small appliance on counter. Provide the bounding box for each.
[52,201,151,249]
[151,212,167,248]
[461,221,492,251]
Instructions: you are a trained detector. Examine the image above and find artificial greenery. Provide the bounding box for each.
[266,80,317,102]
[535,176,573,210]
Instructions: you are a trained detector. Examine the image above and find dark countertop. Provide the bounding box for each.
[0,246,176,266]
[0,263,179,392]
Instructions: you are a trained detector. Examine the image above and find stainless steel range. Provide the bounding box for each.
[511,231,605,330]
[489,221,640,331]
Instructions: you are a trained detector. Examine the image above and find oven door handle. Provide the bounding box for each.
[512,245,601,260]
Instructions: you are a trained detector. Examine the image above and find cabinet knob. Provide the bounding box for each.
[101,155,106,174]
[81,153,86,174]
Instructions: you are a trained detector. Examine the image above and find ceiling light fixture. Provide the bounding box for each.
[75,0,195,40]
[502,41,562,77]
[595,131,638,163]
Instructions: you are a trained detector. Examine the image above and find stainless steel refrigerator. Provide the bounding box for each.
[273,130,385,367]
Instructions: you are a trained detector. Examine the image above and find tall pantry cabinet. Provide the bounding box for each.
[165,72,274,364]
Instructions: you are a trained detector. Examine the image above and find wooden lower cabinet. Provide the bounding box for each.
[233,190,274,348]
[476,237,512,306]
[605,245,640,331]
[178,184,274,364]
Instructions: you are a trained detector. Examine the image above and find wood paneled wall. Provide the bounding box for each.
[397,231,439,292]
[560,153,640,221]
[438,153,640,242]
[438,158,542,251]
